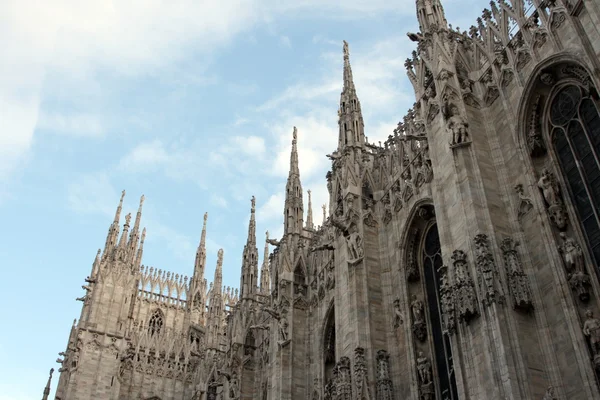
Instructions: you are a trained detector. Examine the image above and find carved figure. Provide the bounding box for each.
[332,196,364,262]
[393,299,404,328]
[411,295,427,341]
[416,351,432,385]
[542,386,557,400]
[229,373,240,399]
[444,101,469,145]
[538,169,561,206]
[500,237,534,311]
[312,377,321,400]
[451,250,479,323]
[583,310,600,356]
[559,233,585,274]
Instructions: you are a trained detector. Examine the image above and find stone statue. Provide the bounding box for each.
[332,196,363,262]
[312,377,321,400]
[229,374,240,399]
[416,351,432,385]
[538,169,561,206]
[411,295,425,324]
[445,102,469,145]
[542,386,557,400]
[559,233,585,274]
[393,299,404,328]
[583,310,600,356]
[278,313,290,346]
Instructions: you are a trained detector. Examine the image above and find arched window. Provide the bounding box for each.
[422,223,459,400]
[148,309,164,337]
[323,305,336,384]
[548,83,600,270]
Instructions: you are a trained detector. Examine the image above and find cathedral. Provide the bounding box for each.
[45,0,600,398]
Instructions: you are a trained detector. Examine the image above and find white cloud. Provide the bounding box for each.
[280,35,292,48]
[37,111,104,138]
[119,140,170,171]
[211,194,229,208]
[67,172,120,216]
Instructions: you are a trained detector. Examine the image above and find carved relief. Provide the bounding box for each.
[335,357,353,400]
[439,265,456,335]
[474,234,505,306]
[312,378,321,400]
[416,351,434,400]
[406,228,420,282]
[538,169,568,230]
[376,350,393,400]
[411,295,427,342]
[354,347,370,400]
[559,233,592,302]
[515,184,534,219]
[500,237,534,311]
[382,193,393,225]
[527,95,546,157]
[451,250,479,324]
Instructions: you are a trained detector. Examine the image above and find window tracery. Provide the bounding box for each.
[148,309,164,337]
[548,82,600,271]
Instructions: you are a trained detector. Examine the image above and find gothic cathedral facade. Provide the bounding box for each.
[49,0,600,399]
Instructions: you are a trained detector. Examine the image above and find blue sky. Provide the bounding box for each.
[1,0,482,398]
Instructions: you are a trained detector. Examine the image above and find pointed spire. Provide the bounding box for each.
[322,204,327,224]
[195,212,208,278]
[338,41,365,149]
[342,40,355,91]
[247,196,257,245]
[290,127,300,178]
[260,231,271,294]
[42,368,54,400]
[284,127,304,236]
[118,213,132,249]
[306,189,314,229]
[214,249,224,295]
[103,190,125,254]
[132,195,144,236]
[135,228,146,268]
[415,0,448,33]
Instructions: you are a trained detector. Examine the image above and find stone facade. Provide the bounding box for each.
[51,0,600,398]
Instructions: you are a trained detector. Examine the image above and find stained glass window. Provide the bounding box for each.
[422,224,459,400]
[549,84,600,273]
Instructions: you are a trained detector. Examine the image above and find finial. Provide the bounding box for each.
[125,213,132,226]
[120,190,126,201]
[203,212,208,224]
[218,249,224,263]
[343,40,349,59]
[251,196,256,213]
[266,230,269,239]
[139,194,145,207]
[293,126,298,141]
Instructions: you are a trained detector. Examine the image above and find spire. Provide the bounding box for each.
[42,368,54,400]
[290,126,300,178]
[343,40,355,91]
[240,196,259,299]
[118,213,132,249]
[260,231,271,294]
[306,189,314,229]
[247,197,257,246]
[284,127,304,236]
[135,228,146,268]
[103,190,125,254]
[194,212,208,279]
[415,0,448,33]
[322,204,327,224]
[131,195,144,238]
[338,41,365,150]
[127,195,145,263]
[214,249,224,293]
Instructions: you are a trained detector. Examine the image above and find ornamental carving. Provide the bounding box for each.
[527,95,546,157]
[335,357,353,400]
[376,350,393,400]
[406,228,420,282]
[451,250,479,324]
[474,234,505,306]
[559,233,591,302]
[411,295,427,342]
[439,265,456,334]
[500,237,534,311]
[354,347,370,400]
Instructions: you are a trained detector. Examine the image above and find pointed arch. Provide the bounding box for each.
[401,201,459,400]
[321,299,336,384]
[294,255,307,285]
[517,53,600,272]
[148,308,164,336]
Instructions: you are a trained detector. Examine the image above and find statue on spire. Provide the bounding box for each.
[251,196,256,212]
[293,126,297,141]
[343,40,349,59]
